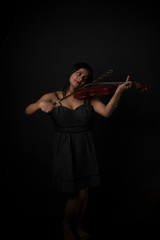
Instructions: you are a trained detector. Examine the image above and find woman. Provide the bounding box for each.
[25,62,132,240]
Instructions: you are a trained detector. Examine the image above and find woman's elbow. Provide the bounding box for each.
[25,106,32,115]
[104,113,110,118]
[25,108,30,115]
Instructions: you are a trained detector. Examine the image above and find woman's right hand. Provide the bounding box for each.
[39,101,55,113]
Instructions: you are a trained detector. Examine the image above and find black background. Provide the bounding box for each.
[1,1,160,238]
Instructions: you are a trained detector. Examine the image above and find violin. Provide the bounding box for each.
[54,69,151,105]
[74,81,151,99]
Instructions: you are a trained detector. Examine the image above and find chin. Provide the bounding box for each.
[73,81,80,88]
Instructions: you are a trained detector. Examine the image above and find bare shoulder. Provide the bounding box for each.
[89,96,105,109]
[48,91,63,102]
[55,90,63,98]
[89,96,99,104]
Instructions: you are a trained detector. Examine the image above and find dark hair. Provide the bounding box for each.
[61,62,93,97]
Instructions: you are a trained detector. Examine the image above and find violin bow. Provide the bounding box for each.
[54,69,114,105]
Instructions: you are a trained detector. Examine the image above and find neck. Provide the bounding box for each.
[66,85,76,95]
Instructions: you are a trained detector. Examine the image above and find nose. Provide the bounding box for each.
[78,76,83,82]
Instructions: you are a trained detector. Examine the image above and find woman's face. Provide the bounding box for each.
[69,68,90,88]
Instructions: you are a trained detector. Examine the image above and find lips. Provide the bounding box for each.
[75,80,81,85]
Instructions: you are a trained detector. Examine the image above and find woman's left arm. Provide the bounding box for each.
[90,75,132,118]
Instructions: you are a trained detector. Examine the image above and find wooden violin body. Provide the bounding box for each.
[74,82,151,99]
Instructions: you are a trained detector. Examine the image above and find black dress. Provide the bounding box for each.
[49,93,101,193]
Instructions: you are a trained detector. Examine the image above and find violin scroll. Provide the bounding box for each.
[133,82,151,92]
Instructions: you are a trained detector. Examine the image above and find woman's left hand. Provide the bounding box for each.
[116,75,133,94]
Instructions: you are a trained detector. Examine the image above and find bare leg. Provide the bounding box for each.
[74,188,89,240]
[62,194,77,240]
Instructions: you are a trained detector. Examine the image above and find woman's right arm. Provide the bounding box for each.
[25,92,55,115]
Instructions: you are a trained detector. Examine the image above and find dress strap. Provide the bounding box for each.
[55,92,62,106]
